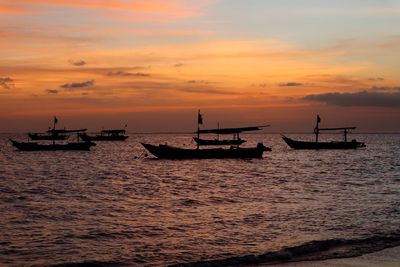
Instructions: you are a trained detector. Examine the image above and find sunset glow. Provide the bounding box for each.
[1,0,400,132]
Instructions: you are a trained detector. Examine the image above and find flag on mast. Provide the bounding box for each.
[198,111,203,125]
[317,115,321,123]
[54,116,58,124]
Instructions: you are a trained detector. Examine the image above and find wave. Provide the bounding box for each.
[170,233,400,267]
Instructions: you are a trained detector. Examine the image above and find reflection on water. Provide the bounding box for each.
[0,134,399,266]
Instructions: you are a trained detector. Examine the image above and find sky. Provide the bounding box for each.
[1,0,400,132]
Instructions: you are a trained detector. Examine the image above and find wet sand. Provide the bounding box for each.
[268,246,400,267]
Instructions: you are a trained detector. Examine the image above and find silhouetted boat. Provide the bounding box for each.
[142,110,272,159]
[79,129,129,141]
[28,117,86,140]
[142,143,271,159]
[10,140,96,151]
[282,115,366,150]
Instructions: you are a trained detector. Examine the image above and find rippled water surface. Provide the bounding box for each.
[0,133,399,266]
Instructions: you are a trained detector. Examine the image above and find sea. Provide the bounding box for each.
[0,133,399,266]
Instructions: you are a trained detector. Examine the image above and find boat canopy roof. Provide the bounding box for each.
[101,129,126,134]
[198,125,269,134]
[318,127,356,131]
[47,129,87,133]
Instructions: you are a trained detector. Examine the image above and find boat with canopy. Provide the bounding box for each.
[282,115,366,150]
[142,110,271,159]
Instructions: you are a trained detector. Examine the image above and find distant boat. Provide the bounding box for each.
[282,115,366,150]
[79,129,129,141]
[10,139,96,151]
[142,110,272,159]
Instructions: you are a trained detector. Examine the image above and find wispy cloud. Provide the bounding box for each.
[0,77,14,89]
[69,59,86,66]
[368,77,384,81]
[179,88,239,95]
[279,82,304,87]
[107,71,150,77]
[0,0,216,20]
[174,62,184,68]
[61,80,94,90]
[45,89,58,94]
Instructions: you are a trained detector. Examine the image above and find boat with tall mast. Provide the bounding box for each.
[11,117,95,151]
[141,110,271,159]
[28,117,86,140]
[282,115,366,150]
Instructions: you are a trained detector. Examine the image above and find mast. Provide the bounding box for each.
[197,110,202,149]
[314,115,320,143]
[53,116,58,145]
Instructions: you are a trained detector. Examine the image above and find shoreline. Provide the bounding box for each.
[267,245,400,267]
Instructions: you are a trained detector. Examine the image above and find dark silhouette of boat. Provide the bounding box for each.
[142,110,272,159]
[28,117,86,140]
[10,139,96,151]
[141,143,271,159]
[282,115,366,150]
[79,129,129,141]
[11,116,95,151]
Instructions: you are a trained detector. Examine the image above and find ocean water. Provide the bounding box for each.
[0,133,399,266]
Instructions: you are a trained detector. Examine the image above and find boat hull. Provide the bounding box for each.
[142,143,270,159]
[10,140,96,151]
[282,135,366,150]
[193,137,246,146]
[79,133,128,141]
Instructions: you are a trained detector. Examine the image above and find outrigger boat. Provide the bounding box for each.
[142,110,271,159]
[79,129,129,141]
[11,117,96,151]
[282,115,366,150]
[28,117,86,141]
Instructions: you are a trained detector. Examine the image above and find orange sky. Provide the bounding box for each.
[1,0,400,132]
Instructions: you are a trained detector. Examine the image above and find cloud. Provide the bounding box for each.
[0,77,14,89]
[368,86,400,92]
[60,80,94,90]
[0,0,215,21]
[279,82,304,87]
[368,77,384,81]
[107,71,150,77]
[304,90,400,108]
[45,89,58,94]
[179,88,238,95]
[187,80,211,84]
[174,62,184,68]
[70,59,86,66]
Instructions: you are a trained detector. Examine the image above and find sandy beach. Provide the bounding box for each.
[269,246,400,267]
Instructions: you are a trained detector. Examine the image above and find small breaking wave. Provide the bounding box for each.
[170,233,400,267]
